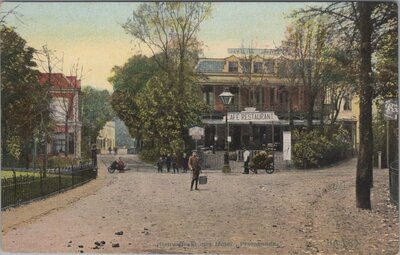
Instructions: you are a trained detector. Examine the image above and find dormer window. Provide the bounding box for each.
[228,61,238,72]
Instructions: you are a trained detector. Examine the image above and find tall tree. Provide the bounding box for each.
[281,18,332,129]
[1,26,51,167]
[291,2,397,209]
[356,2,375,209]
[123,2,211,91]
[121,2,212,157]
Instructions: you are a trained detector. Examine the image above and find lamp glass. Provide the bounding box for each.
[219,89,233,105]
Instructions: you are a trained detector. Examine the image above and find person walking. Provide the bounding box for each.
[189,151,201,191]
[171,153,179,173]
[157,157,164,173]
[166,154,171,173]
[242,147,250,174]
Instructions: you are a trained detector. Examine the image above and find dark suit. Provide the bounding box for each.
[189,155,200,190]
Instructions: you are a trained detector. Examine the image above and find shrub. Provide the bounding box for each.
[139,149,159,163]
[46,156,86,168]
[292,126,351,169]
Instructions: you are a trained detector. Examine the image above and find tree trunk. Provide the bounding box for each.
[288,96,293,131]
[319,92,325,132]
[356,2,374,209]
[306,92,315,130]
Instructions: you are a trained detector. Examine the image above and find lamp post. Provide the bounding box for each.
[219,88,234,173]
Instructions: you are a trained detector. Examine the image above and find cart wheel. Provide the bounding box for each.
[265,165,274,174]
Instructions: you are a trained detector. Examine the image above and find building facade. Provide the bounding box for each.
[96,121,116,152]
[196,49,357,151]
[38,73,82,158]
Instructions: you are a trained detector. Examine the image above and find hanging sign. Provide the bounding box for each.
[192,135,202,140]
[384,99,398,120]
[283,131,291,161]
[189,126,205,136]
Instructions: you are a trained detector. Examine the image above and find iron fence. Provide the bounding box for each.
[389,160,398,205]
[1,163,97,210]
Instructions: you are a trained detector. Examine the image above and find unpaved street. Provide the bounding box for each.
[1,156,398,254]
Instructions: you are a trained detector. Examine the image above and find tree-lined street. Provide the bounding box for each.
[1,2,398,254]
[2,157,398,254]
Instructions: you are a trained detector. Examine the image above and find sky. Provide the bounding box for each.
[2,1,321,91]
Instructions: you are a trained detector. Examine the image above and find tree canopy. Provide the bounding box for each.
[289,2,398,209]
[109,55,159,139]
[136,75,208,159]
[81,86,114,156]
[112,2,212,160]
[1,25,51,166]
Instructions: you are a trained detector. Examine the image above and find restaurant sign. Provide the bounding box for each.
[227,111,279,123]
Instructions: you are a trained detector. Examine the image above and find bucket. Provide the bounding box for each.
[199,175,207,185]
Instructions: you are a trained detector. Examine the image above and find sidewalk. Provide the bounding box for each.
[1,161,109,234]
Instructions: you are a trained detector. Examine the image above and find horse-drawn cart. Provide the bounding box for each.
[248,150,274,174]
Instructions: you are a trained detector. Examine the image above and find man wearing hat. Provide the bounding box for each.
[188,151,201,191]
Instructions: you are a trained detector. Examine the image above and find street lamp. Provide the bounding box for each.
[219,88,234,173]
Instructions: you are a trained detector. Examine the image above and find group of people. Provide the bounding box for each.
[156,152,202,191]
[157,153,190,173]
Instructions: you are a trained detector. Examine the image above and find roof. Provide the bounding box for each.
[38,73,80,89]
[66,76,81,89]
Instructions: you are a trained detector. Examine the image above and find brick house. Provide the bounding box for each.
[38,73,82,158]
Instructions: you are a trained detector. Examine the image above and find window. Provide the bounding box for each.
[253,62,263,73]
[203,91,214,106]
[53,140,65,154]
[240,61,251,73]
[255,88,263,105]
[269,88,275,105]
[228,61,238,72]
[343,95,352,111]
[266,61,275,74]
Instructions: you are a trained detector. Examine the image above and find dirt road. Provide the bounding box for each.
[1,157,398,254]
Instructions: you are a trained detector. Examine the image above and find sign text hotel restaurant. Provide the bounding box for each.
[227,111,279,123]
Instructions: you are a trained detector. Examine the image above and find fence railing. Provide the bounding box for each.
[1,163,97,210]
[389,160,398,205]
[202,150,288,170]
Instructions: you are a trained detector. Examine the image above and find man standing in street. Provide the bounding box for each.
[182,153,189,173]
[171,153,179,173]
[188,151,201,191]
[157,157,164,173]
[166,154,171,173]
[242,147,250,174]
